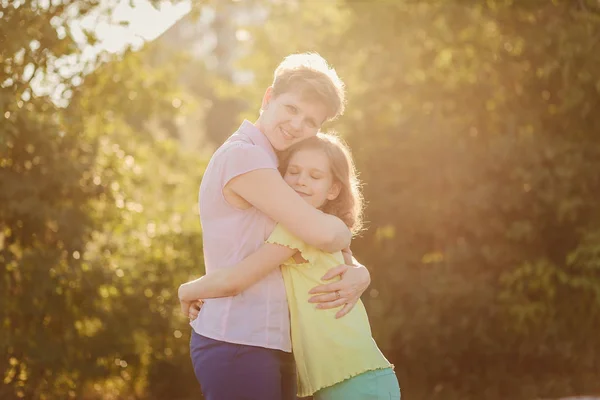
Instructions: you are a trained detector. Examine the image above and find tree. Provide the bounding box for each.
[1,1,204,398]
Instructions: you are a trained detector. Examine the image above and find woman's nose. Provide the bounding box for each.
[290,115,303,131]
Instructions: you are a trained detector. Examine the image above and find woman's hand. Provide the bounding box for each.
[308,262,371,319]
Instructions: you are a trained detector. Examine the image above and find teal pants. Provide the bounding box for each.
[314,368,401,400]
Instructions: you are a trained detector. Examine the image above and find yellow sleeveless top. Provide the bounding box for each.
[266,224,392,397]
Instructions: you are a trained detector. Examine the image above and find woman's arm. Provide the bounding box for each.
[178,243,296,301]
[226,169,351,253]
[341,246,353,265]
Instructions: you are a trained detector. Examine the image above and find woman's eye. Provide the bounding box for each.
[311,174,322,180]
[286,105,298,114]
[288,170,299,175]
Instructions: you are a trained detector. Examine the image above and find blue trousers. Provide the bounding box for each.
[190,331,297,400]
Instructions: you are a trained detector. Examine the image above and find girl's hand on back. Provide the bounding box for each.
[180,298,203,321]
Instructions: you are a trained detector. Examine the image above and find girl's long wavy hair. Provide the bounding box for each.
[279,132,364,235]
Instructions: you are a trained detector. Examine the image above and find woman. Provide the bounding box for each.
[185,52,372,400]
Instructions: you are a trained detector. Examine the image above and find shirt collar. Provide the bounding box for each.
[238,120,279,166]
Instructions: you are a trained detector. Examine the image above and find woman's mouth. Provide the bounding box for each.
[280,127,295,140]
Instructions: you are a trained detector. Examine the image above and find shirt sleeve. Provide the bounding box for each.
[220,142,278,190]
[266,224,322,266]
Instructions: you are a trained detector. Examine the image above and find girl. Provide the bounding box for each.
[180,133,401,400]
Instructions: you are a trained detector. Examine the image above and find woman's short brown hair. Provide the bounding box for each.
[272,53,346,121]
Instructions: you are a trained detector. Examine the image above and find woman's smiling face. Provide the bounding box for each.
[257,88,329,152]
[283,147,340,209]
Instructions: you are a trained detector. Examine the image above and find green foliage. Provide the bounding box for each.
[3,0,600,399]
[1,1,203,399]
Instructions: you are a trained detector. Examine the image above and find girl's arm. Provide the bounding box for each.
[178,243,296,301]
[226,169,351,253]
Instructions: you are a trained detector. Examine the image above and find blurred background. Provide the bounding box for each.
[2,0,600,399]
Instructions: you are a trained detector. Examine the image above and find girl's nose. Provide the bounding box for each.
[297,172,308,186]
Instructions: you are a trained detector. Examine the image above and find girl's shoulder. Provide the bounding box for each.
[267,224,341,266]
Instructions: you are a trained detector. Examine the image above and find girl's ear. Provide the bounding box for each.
[327,182,341,201]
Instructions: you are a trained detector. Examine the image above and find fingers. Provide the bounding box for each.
[308,287,345,303]
[192,300,203,311]
[315,297,348,310]
[180,299,203,321]
[308,281,344,295]
[308,285,360,317]
[320,264,349,281]
[188,300,203,320]
[189,308,200,320]
[335,298,358,319]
